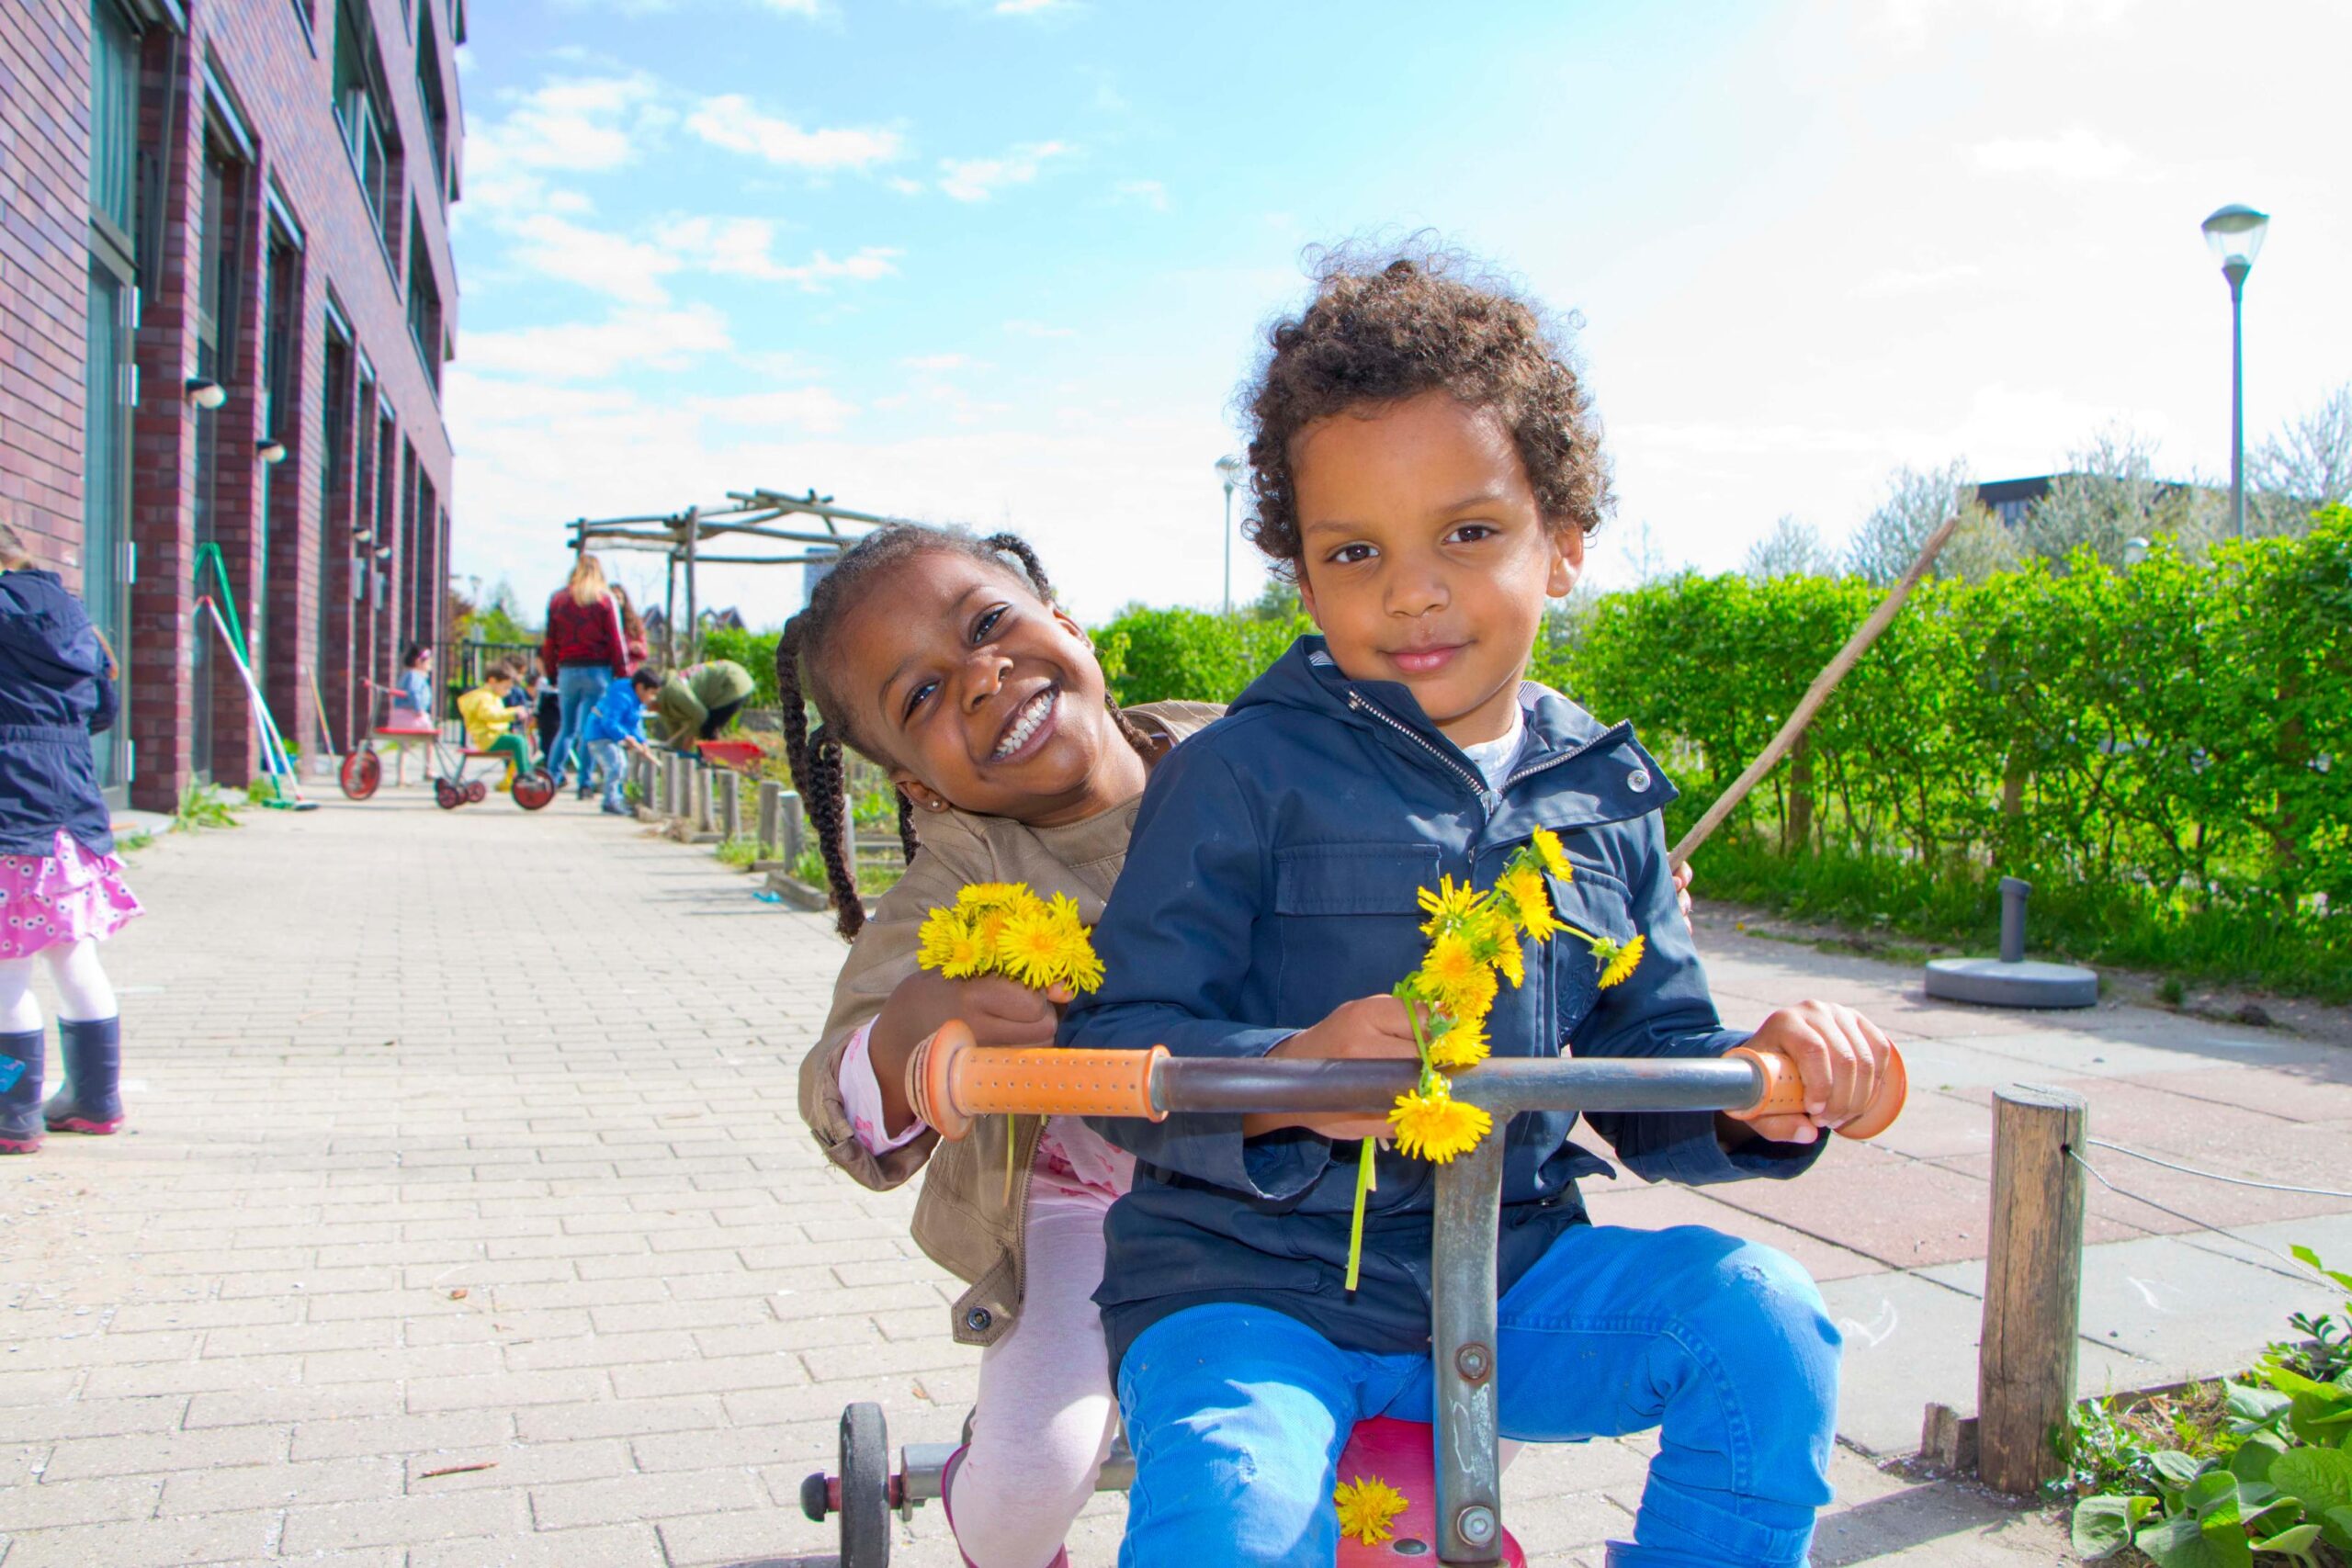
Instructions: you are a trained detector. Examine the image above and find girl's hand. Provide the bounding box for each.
[1732,999,1895,1145]
[1672,858,1695,928]
[1248,994,1421,1142]
[868,971,1069,1136]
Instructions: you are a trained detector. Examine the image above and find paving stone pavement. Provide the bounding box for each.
[5,786,2228,1565]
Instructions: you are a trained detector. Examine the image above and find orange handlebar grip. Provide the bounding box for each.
[1724,1044,1906,1142]
[907,1022,1167,1142]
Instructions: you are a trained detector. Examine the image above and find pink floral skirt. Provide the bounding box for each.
[0,829,143,960]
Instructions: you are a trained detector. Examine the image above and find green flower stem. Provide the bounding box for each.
[1345,1137,1375,1293]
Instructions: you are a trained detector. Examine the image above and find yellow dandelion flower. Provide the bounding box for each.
[956,882,1027,911]
[1493,864,1563,943]
[1416,930,1483,995]
[1333,1474,1410,1546]
[915,907,967,974]
[1390,1086,1492,1164]
[940,927,989,980]
[997,905,1081,992]
[1598,932,1645,989]
[1528,828,1571,881]
[1426,1017,1489,1069]
[1416,874,1482,935]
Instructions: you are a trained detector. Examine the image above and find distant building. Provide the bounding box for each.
[2,0,463,809]
[1973,476,2060,530]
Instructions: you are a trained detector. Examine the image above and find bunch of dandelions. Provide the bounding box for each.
[1341,828,1647,1289]
[915,882,1105,995]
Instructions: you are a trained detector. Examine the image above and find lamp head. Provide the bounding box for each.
[185,378,227,410]
[2200,203,2268,278]
[256,439,288,466]
[1215,454,1245,490]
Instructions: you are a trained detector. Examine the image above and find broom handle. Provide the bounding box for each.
[1668,512,1962,870]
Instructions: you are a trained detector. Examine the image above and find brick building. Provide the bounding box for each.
[1,0,461,810]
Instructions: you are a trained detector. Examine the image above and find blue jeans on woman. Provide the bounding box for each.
[1113,1224,1840,1568]
[547,666,611,788]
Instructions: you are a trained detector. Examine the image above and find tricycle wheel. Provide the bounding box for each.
[839,1402,890,1567]
[465,779,489,804]
[512,770,556,811]
[433,779,461,810]
[339,747,381,801]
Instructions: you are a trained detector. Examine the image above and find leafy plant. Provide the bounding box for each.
[2066,1247,2352,1566]
[715,835,760,869]
[789,844,826,887]
[116,829,154,854]
[170,784,242,832]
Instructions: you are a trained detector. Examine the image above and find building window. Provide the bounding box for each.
[416,4,451,201]
[333,0,401,253]
[88,0,140,245]
[407,210,443,391]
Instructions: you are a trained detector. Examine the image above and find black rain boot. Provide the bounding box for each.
[0,1029,42,1155]
[45,1016,123,1134]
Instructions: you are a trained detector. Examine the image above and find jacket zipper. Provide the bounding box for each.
[1345,692,1487,808]
[1501,722,1626,792]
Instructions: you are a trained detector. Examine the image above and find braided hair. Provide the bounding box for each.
[775,525,1159,941]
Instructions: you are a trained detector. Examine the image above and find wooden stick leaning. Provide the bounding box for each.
[1668,511,1962,871]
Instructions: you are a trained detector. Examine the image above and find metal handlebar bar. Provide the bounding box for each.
[907,1027,1906,1144]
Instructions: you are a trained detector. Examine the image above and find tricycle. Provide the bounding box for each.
[802,1028,1905,1565]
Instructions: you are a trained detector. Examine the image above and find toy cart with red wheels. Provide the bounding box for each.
[802,1030,1906,1567]
[338,680,555,811]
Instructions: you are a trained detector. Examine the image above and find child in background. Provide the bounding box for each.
[0,522,141,1154]
[582,666,661,816]
[1063,251,1895,1568]
[390,642,435,728]
[458,660,536,792]
[533,666,561,761]
[785,525,1220,1568]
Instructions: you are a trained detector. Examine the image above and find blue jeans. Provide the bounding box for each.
[548,666,610,785]
[1114,1224,1839,1568]
[585,739,626,810]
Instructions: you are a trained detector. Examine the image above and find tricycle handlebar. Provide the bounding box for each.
[907,1025,1905,1143]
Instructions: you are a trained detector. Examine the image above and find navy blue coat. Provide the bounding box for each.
[0,569,118,857]
[1064,637,1818,1364]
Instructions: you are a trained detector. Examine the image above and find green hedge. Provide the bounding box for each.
[1094,508,2352,998]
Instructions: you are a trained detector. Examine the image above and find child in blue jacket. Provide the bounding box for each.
[582,666,661,815]
[1062,253,1897,1568]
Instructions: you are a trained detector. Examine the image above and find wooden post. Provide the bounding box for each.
[1977,1086,2088,1495]
[756,781,782,859]
[718,770,741,841]
[694,765,716,835]
[666,755,687,819]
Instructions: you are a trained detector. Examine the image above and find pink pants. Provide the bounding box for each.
[948,1191,1121,1568]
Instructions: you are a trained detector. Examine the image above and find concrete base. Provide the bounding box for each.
[1923,956,2099,1009]
[763,871,832,911]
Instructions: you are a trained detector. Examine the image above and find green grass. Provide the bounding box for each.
[1698,837,2352,1004]
[170,784,243,833]
[116,829,155,854]
[714,835,760,869]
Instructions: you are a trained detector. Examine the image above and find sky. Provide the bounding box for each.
[443,0,2352,626]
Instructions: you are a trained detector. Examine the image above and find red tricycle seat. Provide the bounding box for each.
[372,721,437,738]
[1334,1417,1525,1565]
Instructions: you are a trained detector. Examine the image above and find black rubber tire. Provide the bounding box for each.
[434,780,461,810]
[798,1470,830,1523]
[838,1402,890,1568]
[465,779,489,805]
[339,748,382,801]
[512,770,556,811]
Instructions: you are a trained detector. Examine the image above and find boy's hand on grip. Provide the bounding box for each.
[1737,999,1895,1145]
[870,972,1069,1138]
[1251,995,1421,1142]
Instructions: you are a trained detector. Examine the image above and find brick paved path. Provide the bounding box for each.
[1,792,2075,1565]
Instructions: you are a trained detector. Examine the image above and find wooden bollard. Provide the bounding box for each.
[694,765,717,834]
[756,781,782,859]
[718,770,742,841]
[665,756,687,818]
[1976,1086,2088,1495]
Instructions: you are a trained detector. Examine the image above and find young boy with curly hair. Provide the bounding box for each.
[1063,251,1896,1568]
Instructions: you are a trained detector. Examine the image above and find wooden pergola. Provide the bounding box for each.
[562,488,917,662]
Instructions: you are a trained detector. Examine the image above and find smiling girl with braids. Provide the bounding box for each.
[784,525,1218,1568]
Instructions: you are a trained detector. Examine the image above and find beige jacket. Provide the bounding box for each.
[797,702,1224,1347]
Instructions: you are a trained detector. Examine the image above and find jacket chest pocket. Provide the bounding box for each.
[1546,859,1636,1046]
[1270,843,1442,1018]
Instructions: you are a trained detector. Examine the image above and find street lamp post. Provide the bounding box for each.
[2200,203,2269,539]
[1215,455,1245,615]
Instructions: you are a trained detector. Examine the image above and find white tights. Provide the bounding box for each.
[951,1192,1122,1568]
[0,939,118,1033]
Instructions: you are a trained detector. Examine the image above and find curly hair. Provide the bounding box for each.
[1239,243,1611,577]
[775,524,1159,940]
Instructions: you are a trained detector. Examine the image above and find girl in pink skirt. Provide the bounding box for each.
[0,522,142,1154]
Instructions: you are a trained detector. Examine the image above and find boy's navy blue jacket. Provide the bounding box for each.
[0,569,117,857]
[1063,637,1818,1365]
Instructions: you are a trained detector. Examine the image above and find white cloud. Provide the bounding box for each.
[1857,263,1982,298]
[503,211,682,305]
[1113,178,1168,211]
[470,73,666,182]
[938,141,1070,202]
[686,95,905,171]
[661,218,901,289]
[691,387,855,433]
[459,305,732,379]
[1972,128,2139,182]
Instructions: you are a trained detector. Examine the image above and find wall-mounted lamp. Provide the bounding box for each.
[185,378,227,410]
[352,528,373,543]
[256,439,288,465]
[374,546,393,560]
